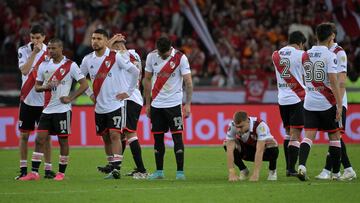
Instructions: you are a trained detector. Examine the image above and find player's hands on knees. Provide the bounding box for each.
[116,92,129,101]
[249,173,259,182]
[183,104,191,118]
[145,104,151,118]
[60,96,72,104]
[228,168,239,182]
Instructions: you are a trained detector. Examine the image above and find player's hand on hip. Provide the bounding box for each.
[60,96,72,104]
[116,92,129,101]
[183,104,191,118]
[145,104,151,118]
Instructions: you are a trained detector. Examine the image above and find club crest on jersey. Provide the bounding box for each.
[170,61,176,69]
[60,68,65,76]
[105,61,111,68]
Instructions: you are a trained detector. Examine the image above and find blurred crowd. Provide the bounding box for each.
[1,0,359,89]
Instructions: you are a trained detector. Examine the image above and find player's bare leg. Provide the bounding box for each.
[54,136,69,181]
[43,135,55,179]
[103,130,122,179]
[16,132,30,179]
[97,133,113,174]
[19,131,48,181]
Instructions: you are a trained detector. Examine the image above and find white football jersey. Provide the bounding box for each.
[145,48,191,108]
[330,43,348,109]
[303,46,338,111]
[37,57,84,114]
[80,48,138,113]
[117,49,143,106]
[18,42,47,106]
[273,46,306,105]
[226,117,277,147]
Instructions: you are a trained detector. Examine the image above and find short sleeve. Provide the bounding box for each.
[256,122,272,141]
[70,63,85,81]
[179,55,191,75]
[144,53,153,73]
[79,57,89,76]
[336,50,347,73]
[18,48,28,69]
[36,63,45,82]
[226,122,237,141]
[327,52,338,74]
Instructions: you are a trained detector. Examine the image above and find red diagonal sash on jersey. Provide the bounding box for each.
[44,60,73,108]
[151,51,183,100]
[92,51,116,99]
[302,52,336,105]
[333,46,343,54]
[272,51,305,100]
[20,51,48,101]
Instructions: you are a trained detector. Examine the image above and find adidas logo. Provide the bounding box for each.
[154,62,158,66]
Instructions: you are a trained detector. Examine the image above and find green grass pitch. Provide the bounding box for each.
[0,145,359,202]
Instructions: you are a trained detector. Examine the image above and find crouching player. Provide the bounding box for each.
[224,111,279,182]
[19,38,88,181]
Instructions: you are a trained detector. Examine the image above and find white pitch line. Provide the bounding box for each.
[0,182,356,196]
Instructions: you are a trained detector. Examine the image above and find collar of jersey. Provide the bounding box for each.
[92,47,110,58]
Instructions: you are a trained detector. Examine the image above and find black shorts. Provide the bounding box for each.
[231,143,279,162]
[150,105,183,134]
[37,111,72,136]
[304,105,340,132]
[95,107,125,136]
[279,101,304,129]
[123,100,142,133]
[18,102,43,132]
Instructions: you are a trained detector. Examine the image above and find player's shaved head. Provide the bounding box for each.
[234,111,248,124]
[48,38,63,48]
